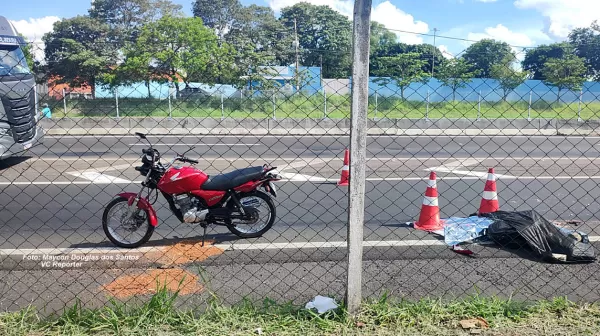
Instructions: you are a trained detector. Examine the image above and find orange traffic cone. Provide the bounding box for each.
[337,149,349,186]
[414,171,444,232]
[479,168,500,214]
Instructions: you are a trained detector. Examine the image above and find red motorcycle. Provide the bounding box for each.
[102,132,282,248]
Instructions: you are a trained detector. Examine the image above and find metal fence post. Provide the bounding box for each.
[221,92,225,120]
[323,87,327,119]
[528,91,532,121]
[426,89,430,120]
[63,88,68,116]
[477,90,481,121]
[347,0,371,316]
[374,91,378,119]
[168,90,172,118]
[578,89,583,122]
[115,88,119,118]
[272,92,276,120]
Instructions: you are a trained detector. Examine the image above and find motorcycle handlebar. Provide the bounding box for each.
[178,157,198,164]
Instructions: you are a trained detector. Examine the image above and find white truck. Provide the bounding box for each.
[0,15,43,159]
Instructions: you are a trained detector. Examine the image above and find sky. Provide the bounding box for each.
[3,0,600,59]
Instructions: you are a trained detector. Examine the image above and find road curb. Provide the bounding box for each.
[41,117,600,137]
[46,128,574,136]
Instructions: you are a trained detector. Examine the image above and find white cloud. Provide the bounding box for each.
[438,45,454,59]
[268,0,429,44]
[371,1,429,44]
[9,16,60,61]
[467,24,535,47]
[476,0,498,2]
[514,0,600,39]
[268,0,354,16]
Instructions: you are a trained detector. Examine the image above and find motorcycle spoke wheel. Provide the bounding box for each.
[228,192,275,238]
[102,197,155,248]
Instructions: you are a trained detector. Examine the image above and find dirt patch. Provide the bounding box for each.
[147,239,224,266]
[100,268,203,299]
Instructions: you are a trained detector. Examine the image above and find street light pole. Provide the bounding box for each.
[294,18,300,93]
[431,28,438,77]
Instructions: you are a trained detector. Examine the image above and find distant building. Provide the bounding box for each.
[246,65,322,96]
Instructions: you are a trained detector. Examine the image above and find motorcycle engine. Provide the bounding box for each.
[174,194,209,223]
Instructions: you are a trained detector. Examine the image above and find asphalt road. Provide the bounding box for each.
[2,134,600,313]
[27,134,600,159]
[2,134,600,249]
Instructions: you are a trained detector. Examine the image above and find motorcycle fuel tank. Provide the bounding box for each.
[158,166,209,194]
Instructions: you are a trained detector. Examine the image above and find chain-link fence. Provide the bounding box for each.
[2,14,600,316]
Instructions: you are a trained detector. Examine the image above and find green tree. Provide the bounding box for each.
[541,54,587,104]
[522,42,571,80]
[279,3,352,78]
[227,5,293,67]
[435,58,479,101]
[490,55,528,101]
[89,0,183,44]
[131,16,233,95]
[373,53,428,100]
[462,39,513,78]
[43,15,118,98]
[568,25,600,80]
[192,0,242,41]
[370,21,396,52]
[370,42,446,77]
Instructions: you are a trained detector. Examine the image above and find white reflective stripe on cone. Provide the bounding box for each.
[427,179,437,188]
[342,165,349,170]
[487,173,496,181]
[422,196,439,206]
[482,191,498,200]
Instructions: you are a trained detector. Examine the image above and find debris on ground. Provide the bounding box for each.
[443,216,494,246]
[481,210,596,263]
[305,295,338,314]
[100,268,203,299]
[459,317,489,330]
[147,239,224,266]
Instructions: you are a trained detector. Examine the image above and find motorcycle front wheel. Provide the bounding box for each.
[226,191,276,238]
[102,196,155,248]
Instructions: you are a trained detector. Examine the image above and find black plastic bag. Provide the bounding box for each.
[481,210,596,263]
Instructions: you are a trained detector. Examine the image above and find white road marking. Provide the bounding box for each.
[427,159,515,178]
[0,246,163,255]
[47,135,600,139]
[279,172,328,182]
[3,236,600,255]
[4,175,600,185]
[68,171,132,184]
[66,164,133,184]
[128,143,258,146]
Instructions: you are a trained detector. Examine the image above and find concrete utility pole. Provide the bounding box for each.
[294,18,300,93]
[346,0,372,316]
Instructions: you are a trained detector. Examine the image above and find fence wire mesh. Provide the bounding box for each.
[1,25,600,316]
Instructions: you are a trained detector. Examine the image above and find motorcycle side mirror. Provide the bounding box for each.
[135,132,147,140]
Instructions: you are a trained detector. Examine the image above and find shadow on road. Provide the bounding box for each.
[0,156,31,170]
[70,232,242,249]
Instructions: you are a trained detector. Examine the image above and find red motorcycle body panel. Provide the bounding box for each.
[190,190,226,207]
[157,166,209,194]
[118,192,158,227]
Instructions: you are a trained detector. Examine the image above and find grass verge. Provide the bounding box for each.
[42,95,600,120]
[1,287,599,336]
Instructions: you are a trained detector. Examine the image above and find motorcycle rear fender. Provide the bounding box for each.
[118,192,158,227]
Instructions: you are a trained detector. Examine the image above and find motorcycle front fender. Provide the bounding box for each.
[118,192,158,227]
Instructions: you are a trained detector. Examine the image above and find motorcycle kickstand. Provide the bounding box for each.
[201,224,207,247]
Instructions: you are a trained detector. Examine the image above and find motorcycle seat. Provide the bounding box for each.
[201,166,265,191]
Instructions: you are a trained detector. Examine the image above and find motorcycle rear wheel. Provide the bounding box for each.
[226,191,275,238]
[102,196,155,248]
